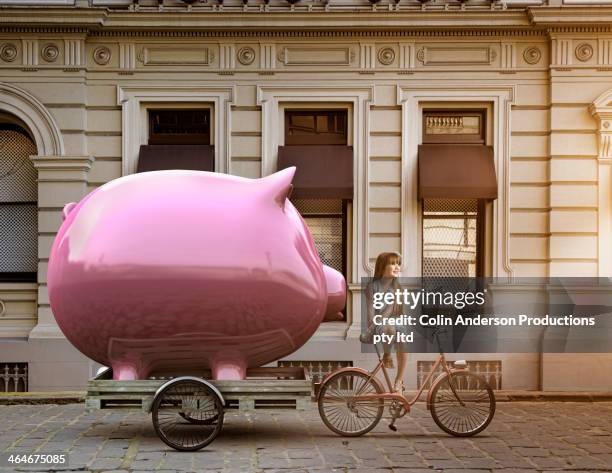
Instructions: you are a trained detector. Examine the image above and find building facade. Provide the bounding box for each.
[1,0,611,391]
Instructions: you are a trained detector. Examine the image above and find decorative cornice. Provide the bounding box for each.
[0,8,106,27]
[529,6,612,27]
[31,156,94,172]
[1,6,612,37]
[0,8,539,35]
[547,26,612,34]
[0,28,549,39]
[89,28,547,38]
[590,88,612,161]
[0,27,89,33]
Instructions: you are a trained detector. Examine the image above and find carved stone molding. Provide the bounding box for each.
[377,47,395,66]
[398,42,415,71]
[523,46,541,65]
[590,103,612,160]
[63,39,83,68]
[277,45,354,66]
[0,43,18,62]
[22,39,38,68]
[139,46,213,65]
[219,44,235,70]
[589,88,612,277]
[416,45,495,66]
[500,43,515,70]
[119,43,136,73]
[93,46,111,65]
[41,44,59,63]
[260,43,276,71]
[0,82,64,155]
[237,46,255,65]
[575,42,594,62]
[598,39,612,66]
[553,38,572,66]
[416,47,425,63]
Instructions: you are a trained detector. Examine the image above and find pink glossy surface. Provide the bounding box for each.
[48,168,346,380]
[323,265,347,321]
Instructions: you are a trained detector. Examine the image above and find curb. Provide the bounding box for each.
[0,392,85,405]
[495,391,612,402]
[2,391,612,405]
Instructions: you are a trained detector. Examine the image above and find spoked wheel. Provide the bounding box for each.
[430,371,495,437]
[318,370,384,437]
[151,378,224,451]
[178,411,220,425]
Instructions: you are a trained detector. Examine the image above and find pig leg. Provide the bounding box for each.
[210,352,247,380]
[112,359,147,380]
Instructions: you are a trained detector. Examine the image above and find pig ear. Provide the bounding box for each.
[260,167,295,207]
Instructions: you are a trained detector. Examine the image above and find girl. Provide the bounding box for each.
[365,252,409,392]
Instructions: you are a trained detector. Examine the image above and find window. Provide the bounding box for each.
[292,199,347,277]
[420,110,489,277]
[0,125,37,282]
[283,109,351,321]
[148,109,210,145]
[138,108,214,173]
[422,110,485,145]
[285,110,347,146]
[422,199,485,278]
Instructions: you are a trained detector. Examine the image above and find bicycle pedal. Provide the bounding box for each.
[388,423,397,432]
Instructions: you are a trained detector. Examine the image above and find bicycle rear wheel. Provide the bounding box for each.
[318,369,384,437]
[430,371,495,437]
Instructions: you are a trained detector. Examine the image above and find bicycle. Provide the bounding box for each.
[317,327,495,437]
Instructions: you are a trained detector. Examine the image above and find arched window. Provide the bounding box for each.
[0,124,38,282]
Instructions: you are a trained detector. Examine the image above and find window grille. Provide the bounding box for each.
[292,199,344,276]
[0,128,38,281]
[422,198,479,278]
[0,363,28,392]
[417,360,501,390]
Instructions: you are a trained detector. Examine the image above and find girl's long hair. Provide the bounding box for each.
[371,252,403,316]
[373,252,402,280]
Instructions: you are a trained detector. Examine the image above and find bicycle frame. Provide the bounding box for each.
[318,332,469,414]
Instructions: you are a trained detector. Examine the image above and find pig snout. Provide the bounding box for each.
[323,265,346,321]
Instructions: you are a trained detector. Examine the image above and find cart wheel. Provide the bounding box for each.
[179,411,220,425]
[152,378,224,451]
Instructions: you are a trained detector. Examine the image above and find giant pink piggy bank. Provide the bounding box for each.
[48,167,346,380]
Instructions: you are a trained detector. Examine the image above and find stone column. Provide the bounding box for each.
[28,156,94,339]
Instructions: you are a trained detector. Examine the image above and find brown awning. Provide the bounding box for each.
[137,145,214,173]
[418,144,497,200]
[277,145,353,199]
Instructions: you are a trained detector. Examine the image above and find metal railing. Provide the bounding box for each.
[418,360,501,390]
[1,363,28,392]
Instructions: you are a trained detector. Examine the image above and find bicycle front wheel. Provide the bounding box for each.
[430,371,495,437]
[318,369,384,437]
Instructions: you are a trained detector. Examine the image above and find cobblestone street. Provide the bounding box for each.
[1,402,611,473]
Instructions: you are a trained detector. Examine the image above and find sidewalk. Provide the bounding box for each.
[3,391,612,405]
[1,401,612,472]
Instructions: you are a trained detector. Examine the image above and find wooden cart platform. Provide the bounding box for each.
[86,366,312,412]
